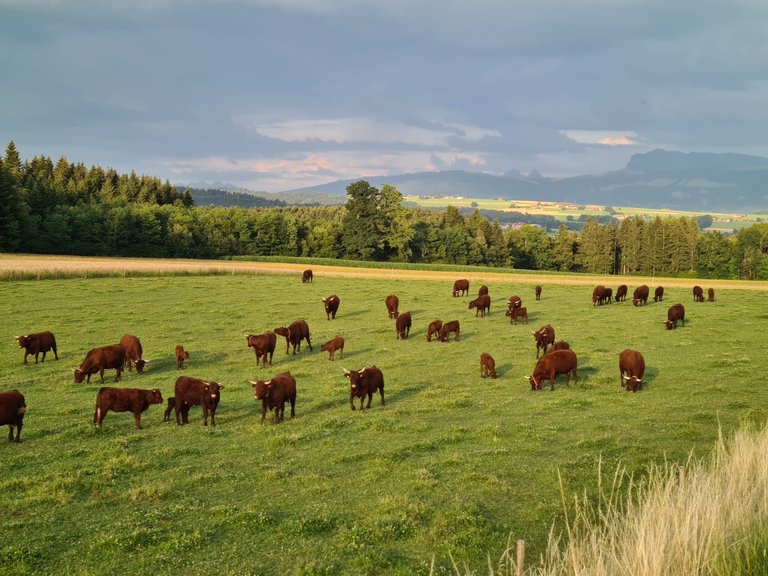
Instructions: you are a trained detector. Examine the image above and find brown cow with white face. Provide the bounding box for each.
[665,303,685,330]
[592,285,606,306]
[452,279,469,297]
[15,331,58,365]
[385,294,399,319]
[532,325,555,358]
[322,295,340,320]
[619,349,645,392]
[173,376,224,427]
[632,285,650,306]
[93,387,163,429]
[251,372,297,425]
[74,344,125,384]
[527,349,577,391]
[343,366,384,411]
[119,334,147,374]
[693,286,704,302]
[302,269,313,283]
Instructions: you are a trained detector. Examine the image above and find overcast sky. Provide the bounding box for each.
[2,0,767,192]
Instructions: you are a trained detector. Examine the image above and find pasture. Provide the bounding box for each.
[1,268,767,575]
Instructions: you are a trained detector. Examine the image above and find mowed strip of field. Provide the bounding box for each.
[1,253,764,291]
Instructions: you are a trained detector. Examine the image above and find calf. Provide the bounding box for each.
[320,336,345,360]
[615,284,628,302]
[173,376,224,427]
[175,345,189,370]
[250,372,297,425]
[653,286,664,302]
[693,285,704,302]
[707,288,715,302]
[246,332,277,367]
[274,320,312,355]
[665,303,686,330]
[427,320,443,342]
[506,306,528,325]
[532,324,555,358]
[468,294,491,317]
[478,285,489,296]
[119,334,147,373]
[0,390,26,443]
[632,285,650,306]
[527,349,578,391]
[439,320,461,342]
[592,285,606,306]
[480,352,497,379]
[343,366,384,410]
[322,295,340,320]
[452,279,469,297]
[93,387,163,429]
[396,312,412,339]
[551,340,570,352]
[385,294,399,319]
[15,331,58,365]
[534,285,542,300]
[619,349,645,392]
[302,269,313,283]
[74,344,125,384]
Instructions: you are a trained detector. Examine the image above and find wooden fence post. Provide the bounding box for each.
[517,539,525,576]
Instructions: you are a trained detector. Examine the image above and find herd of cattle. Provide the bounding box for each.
[2,269,719,441]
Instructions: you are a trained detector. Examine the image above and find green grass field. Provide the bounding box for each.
[1,272,766,575]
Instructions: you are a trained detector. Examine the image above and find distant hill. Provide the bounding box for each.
[282,150,768,212]
[183,187,343,209]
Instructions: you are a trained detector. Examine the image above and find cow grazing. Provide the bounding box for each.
[632,285,650,307]
[619,349,645,392]
[602,287,613,305]
[535,285,542,300]
[527,349,578,391]
[119,334,147,373]
[0,390,26,443]
[708,288,715,302]
[532,324,555,358]
[592,285,606,306]
[551,340,570,352]
[507,295,522,311]
[246,332,277,367]
[615,284,628,302]
[654,286,664,302]
[274,320,312,355]
[175,345,189,370]
[469,294,491,317]
[478,285,489,296]
[173,376,224,426]
[665,303,686,330]
[395,312,412,339]
[480,353,497,379]
[163,397,176,422]
[506,306,528,325]
[322,295,340,320]
[439,320,461,342]
[427,320,443,342]
[343,366,384,411]
[321,336,345,360]
[302,269,313,283]
[452,279,470,297]
[15,331,58,365]
[385,294,399,319]
[693,285,704,302]
[93,387,163,429]
[250,372,297,425]
[74,344,125,384]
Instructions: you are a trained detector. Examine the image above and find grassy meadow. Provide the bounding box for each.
[1,269,767,575]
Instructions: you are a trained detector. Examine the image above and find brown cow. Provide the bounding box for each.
[469,294,491,317]
[534,285,542,300]
[274,320,312,355]
[302,269,313,283]
[551,340,570,352]
[119,334,147,373]
[480,352,497,379]
[427,320,443,342]
[343,366,384,410]
[653,286,664,302]
[320,336,345,360]
[93,387,163,429]
[246,332,277,367]
[322,295,340,320]
[592,285,606,306]
[0,390,26,443]
[173,376,224,427]
[385,294,399,319]
[506,306,528,325]
[532,324,555,358]
[527,349,577,391]
[707,288,715,302]
[439,320,461,342]
[396,312,412,339]
[15,331,58,365]
[632,285,650,306]
[615,285,628,302]
[619,349,645,392]
[507,295,522,311]
[693,285,704,302]
[665,303,686,330]
[602,287,613,304]
[175,345,189,370]
[74,344,125,383]
[250,372,297,425]
[452,279,469,297]
[478,285,489,296]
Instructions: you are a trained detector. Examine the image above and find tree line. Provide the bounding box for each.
[1,141,766,279]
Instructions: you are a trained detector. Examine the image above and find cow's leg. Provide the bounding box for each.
[339,347,343,360]
[8,425,13,442]
[379,388,385,406]
[35,352,40,364]
[290,397,295,418]
[133,411,142,430]
[53,345,58,360]
[99,369,105,383]
[366,392,373,409]
[350,394,356,411]
[115,367,122,382]
[261,403,267,425]
[23,351,28,365]
[306,336,312,351]
[203,406,209,427]
[175,404,182,425]
[41,351,47,363]
[210,409,216,427]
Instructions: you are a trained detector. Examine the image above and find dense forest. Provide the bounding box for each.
[1,141,767,279]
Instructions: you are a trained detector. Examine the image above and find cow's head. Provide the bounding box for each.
[135,359,148,373]
[343,368,365,392]
[664,319,675,330]
[73,368,86,384]
[250,379,270,400]
[15,335,28,348]
[274,326,289,338]
[203,382,223,405]
[526,375,541,391]
[149,389,164,404]
[623,375,642,392]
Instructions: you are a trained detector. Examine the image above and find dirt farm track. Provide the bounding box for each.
[1,253,766,291]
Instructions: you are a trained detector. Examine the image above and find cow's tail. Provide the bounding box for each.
[94,389,103,424]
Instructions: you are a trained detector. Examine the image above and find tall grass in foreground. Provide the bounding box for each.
[484,423,768,576]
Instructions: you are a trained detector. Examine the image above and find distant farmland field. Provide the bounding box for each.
[1,258,767,574]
